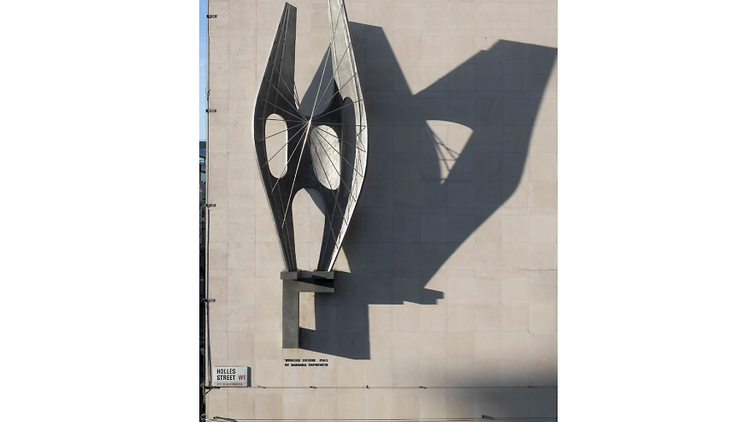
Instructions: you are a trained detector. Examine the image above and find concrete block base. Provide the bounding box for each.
[281,271,335,348]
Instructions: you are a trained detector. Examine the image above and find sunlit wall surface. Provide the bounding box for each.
[205,0,557,419]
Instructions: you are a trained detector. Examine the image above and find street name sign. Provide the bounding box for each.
[212,366,249,387]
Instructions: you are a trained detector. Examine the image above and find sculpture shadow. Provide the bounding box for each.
[299,23,557,359]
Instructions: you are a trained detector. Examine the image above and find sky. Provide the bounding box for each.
[199,0,207,144]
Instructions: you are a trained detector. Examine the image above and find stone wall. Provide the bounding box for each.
[205,0,557,419]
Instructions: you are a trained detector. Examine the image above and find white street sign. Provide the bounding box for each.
[213,366,248,387]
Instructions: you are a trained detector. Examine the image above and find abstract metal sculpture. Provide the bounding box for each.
[253,0,367,348]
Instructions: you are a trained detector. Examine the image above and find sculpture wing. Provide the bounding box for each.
[253,3,300,271]
[316,0,368,271]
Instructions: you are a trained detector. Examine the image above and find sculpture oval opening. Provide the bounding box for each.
[310,125,341,190]
[265,114,288,178]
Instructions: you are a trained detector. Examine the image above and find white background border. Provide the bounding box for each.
[3,0,196,420]
[561,1,750,420]
[3,0,750,420]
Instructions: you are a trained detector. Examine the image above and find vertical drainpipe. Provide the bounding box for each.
[202,0,213,418]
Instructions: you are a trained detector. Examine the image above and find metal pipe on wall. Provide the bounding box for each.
[201,0,213,418]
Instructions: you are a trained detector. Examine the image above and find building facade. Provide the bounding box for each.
[204,0,557,419]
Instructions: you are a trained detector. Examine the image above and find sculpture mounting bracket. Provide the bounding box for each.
[281,271,335,349]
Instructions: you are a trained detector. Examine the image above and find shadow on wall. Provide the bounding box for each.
[298,23,557,359]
